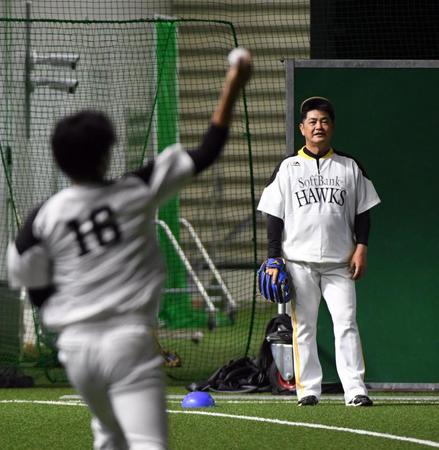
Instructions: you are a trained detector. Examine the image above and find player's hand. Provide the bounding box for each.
[211,49,252,127]
[350,244,368,280]
[264,257,283,284]
[266,267,279,284]
[257,258,291,304]
[226,49,253,90]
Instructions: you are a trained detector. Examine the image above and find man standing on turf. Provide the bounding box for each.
[7,52,252,448]
[258,97,380,407]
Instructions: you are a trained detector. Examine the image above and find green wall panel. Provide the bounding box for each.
[291,65,439,383]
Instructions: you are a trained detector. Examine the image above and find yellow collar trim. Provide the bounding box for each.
[298,147,334,160]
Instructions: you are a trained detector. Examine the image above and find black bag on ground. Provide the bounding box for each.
[186,356,271,393]
[187,314,294,394]
[187,313,343,395]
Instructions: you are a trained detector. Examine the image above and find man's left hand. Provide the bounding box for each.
[350,244,368,280]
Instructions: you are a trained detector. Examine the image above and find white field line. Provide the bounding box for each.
[167,400,439,405]
[2,398,439,447]
[58,393,439,404]
[166,394,439,403]
[59,394,439,402]
[168,410,439,448]
[0,399,86,406]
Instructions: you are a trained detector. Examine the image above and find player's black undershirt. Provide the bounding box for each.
[354,210,371,246]
[187,123,229,174]
[15,205,43,255]
[132,124,229,184]
[28,286,56,308]
[266,211,370,258]
[266,214,284,258]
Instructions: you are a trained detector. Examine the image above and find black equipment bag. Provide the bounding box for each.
[187,313,343,395]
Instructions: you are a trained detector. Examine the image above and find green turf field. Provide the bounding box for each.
[1,387,438,449]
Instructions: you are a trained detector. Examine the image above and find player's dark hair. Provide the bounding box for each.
[51,110,116,182]
[300,97,335,123]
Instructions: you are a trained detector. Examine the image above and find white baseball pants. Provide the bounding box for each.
[57,319,167,450]
[285,261,369,404]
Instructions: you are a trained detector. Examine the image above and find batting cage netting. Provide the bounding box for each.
[1,1,437,385]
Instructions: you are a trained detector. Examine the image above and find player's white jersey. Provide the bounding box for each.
[7,144,195,331]
[257,147,381,263]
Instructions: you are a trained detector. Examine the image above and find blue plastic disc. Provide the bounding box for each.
[181,391,215,408]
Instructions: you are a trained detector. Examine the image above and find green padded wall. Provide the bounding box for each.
[287,61,438,383]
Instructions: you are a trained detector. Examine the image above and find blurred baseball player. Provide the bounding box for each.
[7,52,252,449]
[258,97,380,407]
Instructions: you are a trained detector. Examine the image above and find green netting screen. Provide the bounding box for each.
[1,1,438,386]
[0,16,260,383]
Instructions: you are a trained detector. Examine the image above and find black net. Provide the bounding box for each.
[0,1,435,384]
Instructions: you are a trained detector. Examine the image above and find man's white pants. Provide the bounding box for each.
[286,261,368,404]
[57,319,167,450]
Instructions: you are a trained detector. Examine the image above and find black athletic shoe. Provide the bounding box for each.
[298,395,319,406]
[347,395,373,407]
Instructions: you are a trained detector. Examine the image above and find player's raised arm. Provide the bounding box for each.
[187,48,252,174]
[211,48,252,127]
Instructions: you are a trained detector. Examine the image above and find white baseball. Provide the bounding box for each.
[191,331,204,343]
[228,47,250,66]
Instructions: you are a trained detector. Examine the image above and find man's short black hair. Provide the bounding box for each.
[300,96,335,123]
[51,110,116,182]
